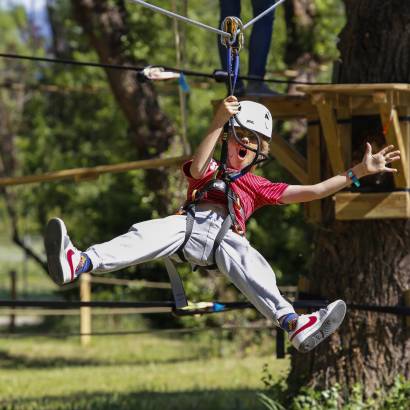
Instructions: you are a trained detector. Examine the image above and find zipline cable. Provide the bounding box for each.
[242,0,287,31]
[0,52,143,72]
[127,0,231,38]
[0,52,327,85]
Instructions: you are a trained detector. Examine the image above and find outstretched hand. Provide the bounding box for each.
[361,143,401,175]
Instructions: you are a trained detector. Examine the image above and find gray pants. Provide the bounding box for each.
[86,207,295,322]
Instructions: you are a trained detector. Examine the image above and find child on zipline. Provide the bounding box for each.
[44,95,400,352]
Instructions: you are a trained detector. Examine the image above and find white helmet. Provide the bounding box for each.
[232,100,272,139]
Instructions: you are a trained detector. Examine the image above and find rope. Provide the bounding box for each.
[0,300,174,309]
[0,52,327,85]
[0,52,143,71]
[1,299,409,316]
[242,0,287,31]
[127,0,231,38]
[221,34,267,179]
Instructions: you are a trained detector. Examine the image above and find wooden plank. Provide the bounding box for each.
[298,85,410,115]
[298,83,410,95]
[0,155,190,187]
[254,95,317,119]
[335,192,410,220]
[338,107,352,168]
[378,104,409,188]
[390,108,409,187]
[212,96,317,119]
[399,106,410,186]
[313,96,345,174]
[305,121,322,223]
[269,133,309,184]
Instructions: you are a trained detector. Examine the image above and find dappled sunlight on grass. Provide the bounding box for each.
[0,334,289,409]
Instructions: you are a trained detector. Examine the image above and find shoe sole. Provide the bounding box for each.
[298,300,346,353]
[44,218,66,286]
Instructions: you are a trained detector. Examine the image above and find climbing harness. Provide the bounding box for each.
[165,17,271,308]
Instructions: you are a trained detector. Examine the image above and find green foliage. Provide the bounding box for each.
[259,368,410,410]
[0,0,344,324]
[381,376,410,410]
[292,384,341,410]
[258,393,286,410]
[313,0,345,61]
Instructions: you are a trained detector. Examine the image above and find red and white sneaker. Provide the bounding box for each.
[289,300,346,353]
[44,218,82,286]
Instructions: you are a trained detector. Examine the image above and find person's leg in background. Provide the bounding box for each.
[218,0,245,95]
[246,0,278,96]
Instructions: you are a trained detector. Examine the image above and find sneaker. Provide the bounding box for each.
[245,80,281,97]
[44,218,82,285]
[289,300,346,353]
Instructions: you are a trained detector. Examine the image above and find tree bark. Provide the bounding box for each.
[288,0,410,397]
[284,0,318,75]
[71,0,179,214]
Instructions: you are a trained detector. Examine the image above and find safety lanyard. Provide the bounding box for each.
[218,18,268,182]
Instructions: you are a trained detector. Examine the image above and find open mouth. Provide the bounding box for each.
[238,148,247,159]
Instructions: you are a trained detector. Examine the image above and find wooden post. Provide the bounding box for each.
[378,102,409,187]
[296,275,311,315]
[313,95,345,174]
[337,107,352,168]
[9,270,17,332]
[276,328,285,358]
[80,273,91,346]
[269,133,309,184]
[306,119,322,223]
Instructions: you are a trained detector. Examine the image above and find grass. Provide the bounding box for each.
[0,332,289,410]
[0,217,289,409]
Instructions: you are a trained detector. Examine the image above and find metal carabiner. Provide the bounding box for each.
[220,16,244,52]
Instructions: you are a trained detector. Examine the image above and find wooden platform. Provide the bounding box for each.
[298,83,410,187]
[334,192,410,220]
[244,84,410,222]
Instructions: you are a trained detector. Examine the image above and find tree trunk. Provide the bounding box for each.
[284,0,319,79]
[0,86,47,271]
[71,0,179,215]
[288,0,410,397]
[283,0,320,142]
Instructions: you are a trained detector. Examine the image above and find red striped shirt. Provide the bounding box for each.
[182,159,288,233]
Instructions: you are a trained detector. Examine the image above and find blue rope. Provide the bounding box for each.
[226,47,240,96]
[232,53,239,93]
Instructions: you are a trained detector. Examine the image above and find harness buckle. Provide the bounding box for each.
[191,189,198,202]
[175,207,186,216]
[233,223,244,236]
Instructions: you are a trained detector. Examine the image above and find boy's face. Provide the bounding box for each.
[226,129,258,170]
